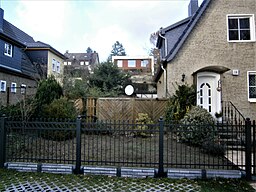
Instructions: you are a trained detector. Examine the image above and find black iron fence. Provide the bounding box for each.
[0,115,254,179]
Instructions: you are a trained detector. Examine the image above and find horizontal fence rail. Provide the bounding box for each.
[0,116,252,178]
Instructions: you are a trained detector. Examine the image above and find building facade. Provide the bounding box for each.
[155,0,256,119]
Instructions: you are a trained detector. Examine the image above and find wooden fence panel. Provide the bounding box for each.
[96,98,168,122]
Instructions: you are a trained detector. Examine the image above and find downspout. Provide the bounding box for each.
[158,33,168,57]
[158,32,168,98]
[161,64,167,98]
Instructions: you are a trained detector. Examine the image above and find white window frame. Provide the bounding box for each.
[227,14,255,42]
[68,62,71,65]
[247,71,256,102]
[80,61,84,65]
[56,61,60,73]
[141,60,148,67]
[21,84,26,94]
[0,80,6,92]
[4,42,12,57]
[117,60,123,67]
[64,61,67,65]
[52,59,56,72]
[128,60,136,68]
[85,61,89,66]
[11,82,17,93]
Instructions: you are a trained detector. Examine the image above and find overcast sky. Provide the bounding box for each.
[1,0,203,62]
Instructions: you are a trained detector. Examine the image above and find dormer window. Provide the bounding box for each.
[4,42,12,57]
[227,14,255,42]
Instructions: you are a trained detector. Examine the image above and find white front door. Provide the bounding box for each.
[197,72,221,117]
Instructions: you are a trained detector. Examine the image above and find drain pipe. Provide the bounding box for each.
[161,64,167,98]
[158,33,168,57]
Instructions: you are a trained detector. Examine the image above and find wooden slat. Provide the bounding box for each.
[94,98,168,122]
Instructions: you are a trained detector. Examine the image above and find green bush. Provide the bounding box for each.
[201,140,226,156]
[42,97,77,119]
[135,113,153,137]
[178,106,216,146]
[35,76,63,116]
[165,84,196,122]
[41,97,77,141]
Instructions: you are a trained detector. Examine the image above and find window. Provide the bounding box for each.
[248,71,256,101]
[117,60,123,67]
[0,80,6,92]
[64,62,67,65]
[68,62,71,65]
[11,82,16,93]
[85,61,89,66]
[21,84,26,94]
[141,60,149,67]
[52,59,56,71]
[56,61,60,73]
[80,61,84,65]
[227,14,255,42]
[4,42,12,57]
[128,60,136,67]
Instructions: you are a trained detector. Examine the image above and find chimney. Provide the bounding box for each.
[0,8,4,32]
[188,0,198,17]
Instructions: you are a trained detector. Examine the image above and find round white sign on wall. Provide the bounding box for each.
[125,85,134,96]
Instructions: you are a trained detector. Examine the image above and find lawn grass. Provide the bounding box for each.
[0,168,255,192]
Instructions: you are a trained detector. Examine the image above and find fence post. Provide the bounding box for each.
[0,115,6,168]
[158,116,165,177]
[74,115,82,174]
[245,118,252,181]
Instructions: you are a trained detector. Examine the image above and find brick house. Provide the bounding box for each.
[154,0,256,119]
[0,8,65,105]
[112,56,156,96]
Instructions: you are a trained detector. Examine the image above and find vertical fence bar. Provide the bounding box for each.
[74,116,82,174]
[253,120,256,175]
[158,117,165,177]
[0,115,6,168]
[245,118,252,181]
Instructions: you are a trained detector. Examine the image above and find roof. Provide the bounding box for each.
[26,41,67,59]
[64,52,100,65]
[2,19,35,45]
[155,0,211,82]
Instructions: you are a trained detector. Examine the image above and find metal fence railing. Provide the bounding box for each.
[0,115,253,179]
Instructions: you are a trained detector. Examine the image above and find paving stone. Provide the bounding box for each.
[1,173,201,192]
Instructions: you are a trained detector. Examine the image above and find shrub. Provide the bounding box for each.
[35,76,63,116]
[178,106,216,146]
[41,97,77,141]
[201,140,226,156]
[165,84,196,122]
[42,97,77,119]
[135,113,153,137]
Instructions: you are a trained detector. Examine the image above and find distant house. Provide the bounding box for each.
[112,55,154,76]
[0,8,65,105]
[112,55,156,97]
[154,0,256,118]
[64,50,99,80]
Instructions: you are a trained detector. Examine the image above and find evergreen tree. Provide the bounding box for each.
[108,41,126,61]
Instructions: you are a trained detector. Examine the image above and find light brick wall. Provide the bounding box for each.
[158,0,256,119]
